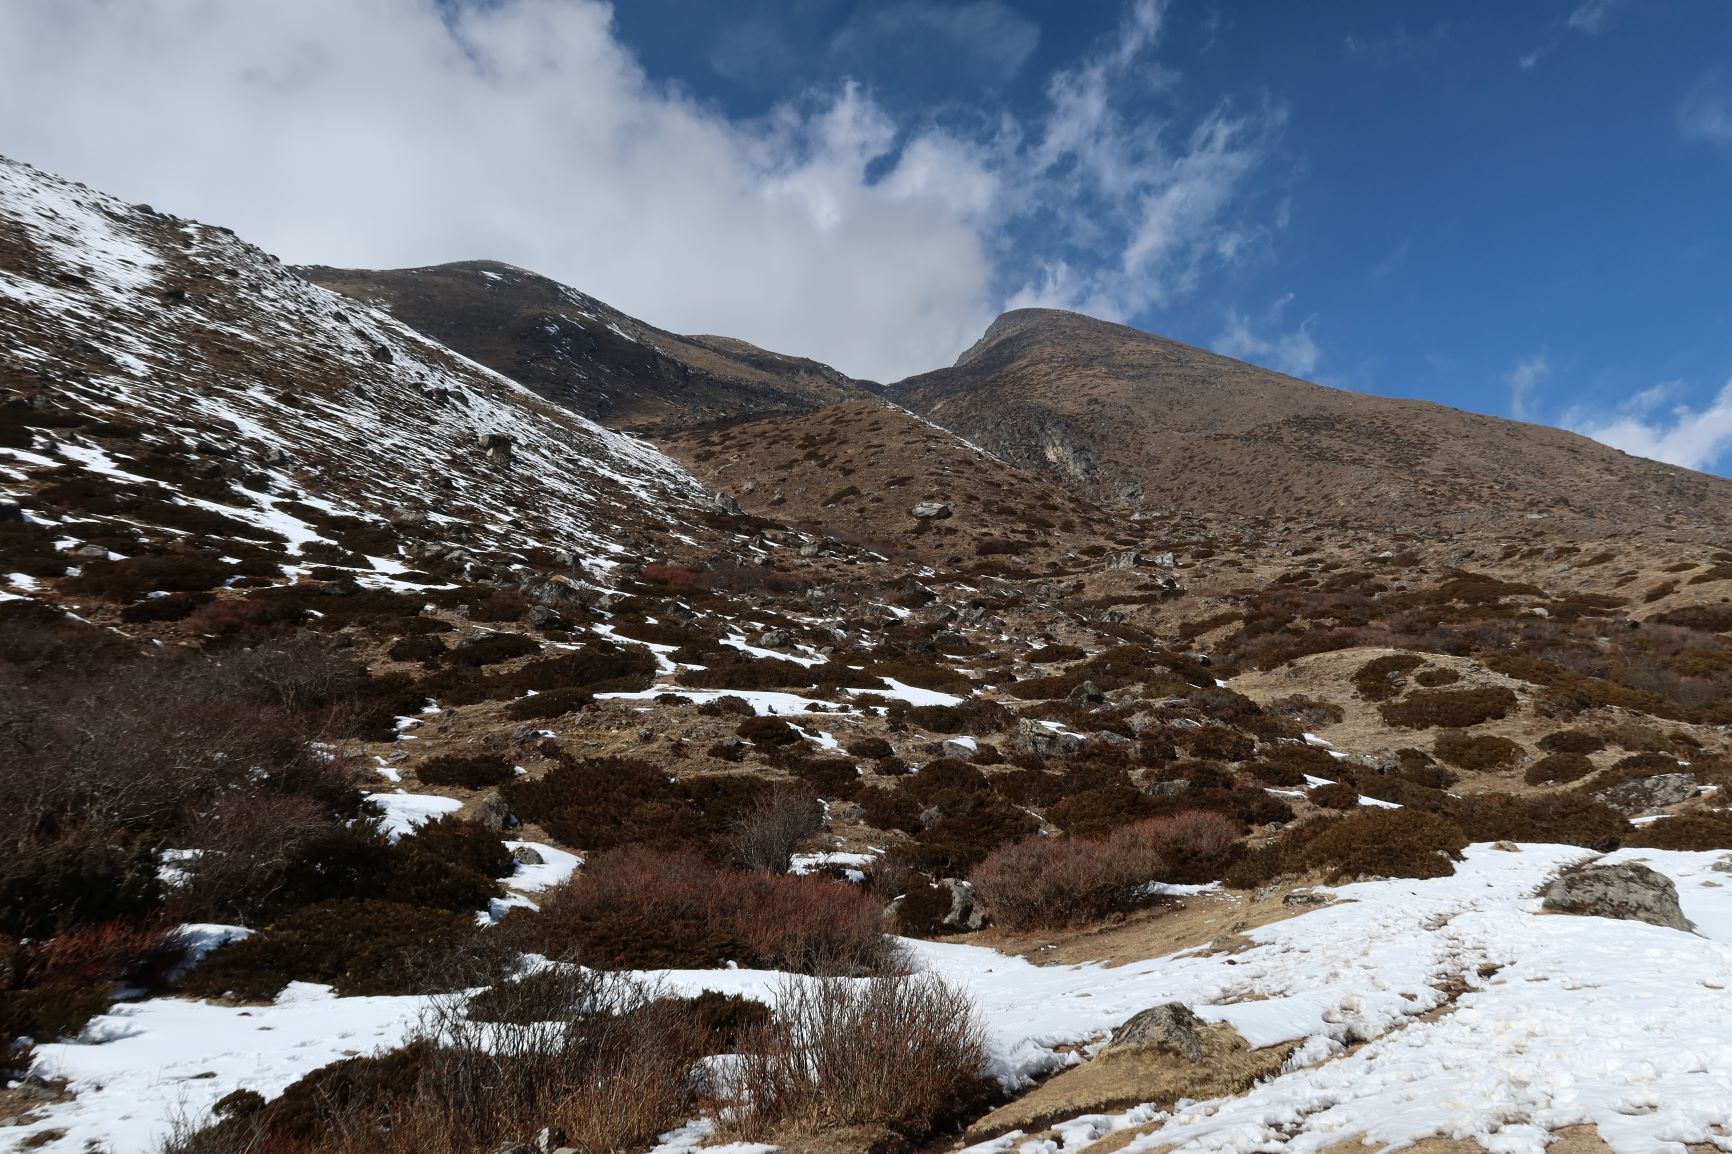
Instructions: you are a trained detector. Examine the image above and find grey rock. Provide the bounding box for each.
[1014,718,1086,757]
[941,738,977,760]
[1148,551,1177,568]
[759,629,793,648]
[1107,1003,1204,1062]
[712,493,744,516]
[525,605,566,629]
[1068,679,1106,704]
[910,501,952,520]
[72,543,109,559]
[1593,773,1698,815]
[1145,779,1190,798]
[475,791,517,832]
[1104,550,1141,570]
[510,845,545,866]
[1542,861,1693,932]
[476,431,513,465]
[939,878,988,932]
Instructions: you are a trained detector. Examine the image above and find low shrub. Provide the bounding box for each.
[844,735,894,759]
[1414,667,1461,687]
[509,847,893,973]
[1379,687,1519,729]
[119,592,215,623]
[387,633,447,663]
[725,974,994,1146]
[415,753,516,789]
[1539,730,1607,754]
[182,900,480,1000]
[1307,782,1360,809]
[1447,793,1627,850]
[501,755,770,854]
[698,695,755,718]
[1294,807,1468,881]
[1523,752,1596,785]
[868,657,973,695]
[725,785,823,873]
[443,632,542,667]
[1624,812,1732,850]
[1434,730,1524,771]
[1354,653,1425,701]
[969,811,1241,929]
[62,554,238,600]
[737,716,802,746]
[888,697,1013,736]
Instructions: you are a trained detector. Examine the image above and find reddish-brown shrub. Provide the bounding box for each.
[1354,653,1425,701]
[969,811,1241,929]
[1295,807,1468,881]
[1307,782,1360,810]
[1379,687,1518,729]
[512,847,893,973]
[1434,730,1524,771]
[1624,812,1732,850]
[1523,752,1596,785]
[415,753,516,790]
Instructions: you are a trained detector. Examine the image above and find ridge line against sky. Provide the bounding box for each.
[0,0,1728,472]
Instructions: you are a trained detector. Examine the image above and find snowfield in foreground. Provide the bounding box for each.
[11,844,1732,1154]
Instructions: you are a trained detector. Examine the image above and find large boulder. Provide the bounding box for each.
[1541,860,1693,932]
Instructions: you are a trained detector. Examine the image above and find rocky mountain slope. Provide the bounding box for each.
[6,154,1732,1154]
[302,260,879,434]
[891,308,1732,527]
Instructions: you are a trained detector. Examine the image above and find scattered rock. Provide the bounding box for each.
[1067,679,1106,704]
[1014,718,1086,757]
[910,501,952,520]
[1593,772,1698,815]
[1104,549,1141,570]
[1541,861,1693,932]
[1106,1003,1204,1061]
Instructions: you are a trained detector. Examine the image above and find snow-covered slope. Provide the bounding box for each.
[14,845,1732,1154]
[0,155,708,579]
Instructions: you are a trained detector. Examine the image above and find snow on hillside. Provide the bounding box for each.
[12,845,1732,1154]
[0,155,706,571]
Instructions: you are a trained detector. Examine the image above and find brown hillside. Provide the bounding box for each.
[301,260,879,434]
[660,399,1127,565]
[892,308,1732,528]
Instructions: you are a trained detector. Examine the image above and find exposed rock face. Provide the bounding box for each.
[1541,861,1693,932]
[1107,1003,1205,1062]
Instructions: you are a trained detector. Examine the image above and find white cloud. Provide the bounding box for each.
[0,0,1280,383]
[1505,355,1549,421]
[1573,379,1732,472]
[1566,0,1624,33]
[1679,70,1732,145]
[1213,294,1320,378]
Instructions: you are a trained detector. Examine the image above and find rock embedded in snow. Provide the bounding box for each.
[1541,860,1693,932]
[1107,1003,1205,1062]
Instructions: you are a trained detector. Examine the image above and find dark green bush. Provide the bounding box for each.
[1379,687,1518,729]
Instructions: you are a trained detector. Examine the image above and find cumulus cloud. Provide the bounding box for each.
[1505,355,1549,421]
[1573,379,1732,472]
[1212,293,1320,378]
[0,0,1280,382]
[1679,70,1732,145]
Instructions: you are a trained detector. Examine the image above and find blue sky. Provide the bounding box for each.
[2,0,1729,470]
